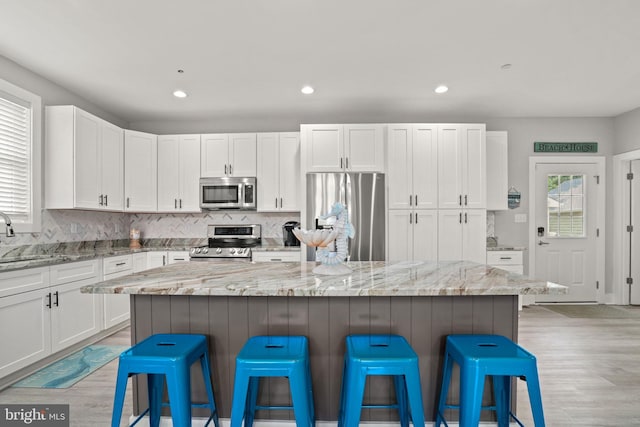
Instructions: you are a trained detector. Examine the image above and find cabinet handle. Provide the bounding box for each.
[409,195,412,206]
[346,157,349,169]
[280,197,283,208]
[162,255,166,266]
[46,292,52,309]
[459,212,462,224]
[126,197,130,208]
[465,195,468,206]
[465,212,468,223]
[415,212,418,223]
[174,258,185,261]
[500,257,512,260]
[459,195,462,206]
[99,194,104,206]
[415,195,418,205]
[53,291,59,307]
[275,198,278,208]
[175,199,177,209]
[409,212,413,224]
[229,164,233,175]
[270,258,282,262]
[116,262,126,266]
[105,194,108,206]
[179,199,182,208]
[340,157,343,169]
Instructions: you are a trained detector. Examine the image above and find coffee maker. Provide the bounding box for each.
[282,221,301,246]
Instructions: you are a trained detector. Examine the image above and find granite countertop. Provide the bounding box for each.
[254,237,301,252]
[81,260,566,297]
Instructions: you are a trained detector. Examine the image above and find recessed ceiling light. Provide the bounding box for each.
[434,85,448,94]
[301,86,315,95]
[173,90,187,98]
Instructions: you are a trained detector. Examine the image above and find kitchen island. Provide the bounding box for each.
[82,260,565,423]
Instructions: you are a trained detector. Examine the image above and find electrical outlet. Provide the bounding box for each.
[514,214,527,223]
[70,223,79,233]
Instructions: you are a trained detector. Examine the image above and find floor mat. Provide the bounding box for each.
[12,345,128,389]
[541,304,640,319]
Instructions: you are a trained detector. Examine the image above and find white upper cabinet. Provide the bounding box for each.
[438,124,486,209]
[387,124,438,210]
[201,133,257,177]
[124,130,157,212]
[486,131,508,210]
[45,105,123,211]
[302,124,384,172]
[257,132,300,212]
[157,135,201,212]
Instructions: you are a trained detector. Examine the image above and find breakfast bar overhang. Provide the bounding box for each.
[82,260,566,423]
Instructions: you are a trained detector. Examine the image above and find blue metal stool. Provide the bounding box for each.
[111,333,220,427]
[338,334,425,427]
[230,335,315,427]
[435,334,545,427]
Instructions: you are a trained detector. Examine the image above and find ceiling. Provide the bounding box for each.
[2,0,640,125]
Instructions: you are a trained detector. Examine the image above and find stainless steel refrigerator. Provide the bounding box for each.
[306,172,385,261]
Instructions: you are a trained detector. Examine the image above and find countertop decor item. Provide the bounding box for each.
[129,229,141,249]
[293,202,354,275]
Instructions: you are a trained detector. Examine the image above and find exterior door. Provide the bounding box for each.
[631,160,640,304]
[535,163,599,302]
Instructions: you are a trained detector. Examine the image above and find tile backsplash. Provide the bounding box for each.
[1,209,301,248]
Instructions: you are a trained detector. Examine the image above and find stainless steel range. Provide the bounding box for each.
[189,224,261,261]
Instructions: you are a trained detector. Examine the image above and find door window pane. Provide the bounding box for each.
[547,174,586,237]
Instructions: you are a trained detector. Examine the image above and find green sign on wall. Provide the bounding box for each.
[533,142,598,153]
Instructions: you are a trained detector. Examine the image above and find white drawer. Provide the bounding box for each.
[252,251,300,263]
[0,266,50,298]
[486,251,523,265]
[103,254,133,276]
[50,259,100,286]
[168,251,190,264]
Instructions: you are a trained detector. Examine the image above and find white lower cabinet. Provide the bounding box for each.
[103,255,132,329]
[487,250,527,309]
[0,260,101,379]
[252,251,300,262]
[147,251,168,268]
[168,251,190,264]
[132,252,147,273]
[388,209,438,262]
[438,209,487,264]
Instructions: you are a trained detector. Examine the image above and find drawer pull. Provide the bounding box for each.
[115,262,126,266]
[500,257,512,260]
[270,258,282,262]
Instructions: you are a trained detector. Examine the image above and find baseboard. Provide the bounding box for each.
[128,415,519,426]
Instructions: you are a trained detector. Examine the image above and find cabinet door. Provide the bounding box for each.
[387,209,413,262]
[438,210,463,261]
[462,209,487,263]
[74,108,101,209]
[462,125,486,209]
[304,124,343,172]
[344,124,384,172]
[157,135,180,211]
[486,131,508,210]
[0,288,51,378]
[103,268,132,329]
[413,210,438,261]
[124,130,157,212]
[438,125,463,209]
[278,132,301,211]
[50,279,102,352]
[178,135,201,212]
[147,252,167,268]
[387,125,413,210]
[201,133,229,177]
[132,252,148,273]
[413,125,438,209]
[100,121,124,210]
[229,133,257,176]
[257,133,280,211]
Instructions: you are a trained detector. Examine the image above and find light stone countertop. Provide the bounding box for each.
[81,260,566,297]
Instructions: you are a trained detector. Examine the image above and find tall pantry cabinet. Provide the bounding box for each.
[124,130,157,212]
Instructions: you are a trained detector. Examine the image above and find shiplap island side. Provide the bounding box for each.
[82,260,565,423]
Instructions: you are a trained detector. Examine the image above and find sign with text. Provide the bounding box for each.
[533,142,598,153]
[1,405,69,426]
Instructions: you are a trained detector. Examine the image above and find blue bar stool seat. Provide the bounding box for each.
[230,335,314,427]
[435,334,545,427]
[338,334,425,427]
[111,333,220,427]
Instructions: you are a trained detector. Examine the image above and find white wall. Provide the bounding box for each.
[614,107,640,154]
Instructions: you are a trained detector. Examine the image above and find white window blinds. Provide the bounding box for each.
[0,93,31,222]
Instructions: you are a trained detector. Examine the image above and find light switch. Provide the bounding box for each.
[514,214,527,223]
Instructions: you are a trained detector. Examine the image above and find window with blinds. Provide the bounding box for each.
[0,78,40,233]
[0,93,31,223]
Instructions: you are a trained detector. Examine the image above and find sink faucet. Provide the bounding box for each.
[0,212,15,238]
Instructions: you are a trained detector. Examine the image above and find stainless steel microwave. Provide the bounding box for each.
[199,177,256,210]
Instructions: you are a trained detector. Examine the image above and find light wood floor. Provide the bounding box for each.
[1,305,639,426]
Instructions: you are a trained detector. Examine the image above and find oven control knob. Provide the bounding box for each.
[215,248,222,254]
[195,248,201,254]
[202,248,209,254]
[190,248,196,255]
[229,248,236,255]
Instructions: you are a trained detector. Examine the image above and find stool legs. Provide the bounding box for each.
[200,352,220,427]
[404,371,425,427]
[290,368,314,427]
[524,366,546,427]
[435,352,453,427]
[166,366,192,427]
[339,365,366,427]
[493,375,511,427]
[230,370,251,427]
[147,374,164,427]
[111,367,130,427]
